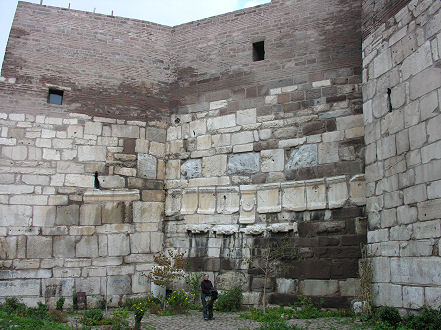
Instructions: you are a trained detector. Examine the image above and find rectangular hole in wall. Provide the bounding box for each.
[253,41,265,61]
[48,89,64,105]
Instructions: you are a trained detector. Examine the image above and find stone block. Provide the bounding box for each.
[422,140,441,164]
[305,179,326,210]
[402,40,433,81]
[373,283,403,308]
[413,219,441,239]
[417,198,441,220]
[349,175,366,206]
[0,237,17,259]
[53,236,76,257]
[198,188,216,214]
[33,206,56,226]
[10,195,48,206]
[231,131,254,146]
[165,190,181,216]
[420,90,438,121]
[78,146,107,161]
[391,256,441,285]
[142,190,165,202]
[425,287,441,308]
[207,114,236,131]
[146,127,166,142]
[138,153,157,179]
[56,205,79,225]
[216,187,240,214]
[43,278,74,297]
[181,189,198,214]
[276,278,298,294]
[102,202,123,224]
[202,155,227,177]
[285,144,317,170]
[132,271,150,293]
[150,232,163,253]
[282,181,306,211]
[0,279,41,297]
[318,142,339,164]
[300,279,339,296]
[216,271,248,291]
[181,159,202,179]
[27,236,52,258]
[85,121,102,135]
[79,204,101,226]
[100,175,125,189]
[257,185,281,213]
[108,234,130,256]
[107,275,131,295]
[196,135,211,150]
[410,67,441,100]
[239,187,256,224]
[133,201,164,222]
[149,141,165,158]
[111,125,139,138]
[327,176,348,209]
[130,232,150,253]
[2,146,27,160]
[242,291,261,305]
[261,149,284,172]
[237,108,257,125]
[75,277,101,295]
[76,236,98,258]
[166,159,180,179]
[189,119,207,137]
[227,152,259,175]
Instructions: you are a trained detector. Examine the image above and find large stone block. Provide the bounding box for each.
[227,153,259,175]
[285,144,317,170]
[425,287,441,308]
[33,206,56,227]
[202,155,227,176]
[138,153,157,179]
[132,271,150,293]
[410,67,441,100]
[373,283,403,307]
[391,257,441,285]
[350,175,366,206]
[75,277,101,295]
[181,159,202,179]
[305,179,326,210]
[216,271,247,291]
[318,142,339,164]
[56,205,79,225]
[53,236,76,257]
[0,279,41,297]
[150,232,163,253]
[108,234,130,256]
[78,146,107,161]
[165,190,181,216]
[239,186,256,224]
[282,181,306,211]
[111,124,139,138]
[207,114,236,131]
[257,185,281,213]
[0,205,32,226]
[80,204,101,225]
[327,176,348,209]
[181,189,198,214]
[216,187,240,214]
[261,149,284,172]
[102,202,124,224]
[130,232,150,253]
[300,279,338,296]
[133,201,163,222]
[107,275,131,295]
[198,188,216,214]
[27,236,52,258]
[76,236,98,258]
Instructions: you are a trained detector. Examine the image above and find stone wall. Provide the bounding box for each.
[0,108,166,307]
[362,0,441,310]
[0,0,368,308]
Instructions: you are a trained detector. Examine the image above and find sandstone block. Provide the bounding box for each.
[33,206,56,227]
[56,205,79,225]
[217,187,240,214]
[327,176,348,208]
[0,279,40,297]
[76,236,98,258]
[261,149,284,172]
[107,275,131,295]
[0,205,32,226]
[111,125,139,138]
[202,155,227,177]
[257,185,281,213]
[146,127,166,142]
[53,236,76,257]
[239,187,256,224]
[138,153,157,179]
[237,108,257,125]
[165,190,181,216]
[198,188,216,214]
[281,181,306,211]
[130,232,150,253]
[27,236,52,258]
[305,179,326,210]
[78,146,107,161]
[133,201,164,222]
[181,189,198,214]
[207,114,236,131]
[300,279,338,296]
[150,232,163,253]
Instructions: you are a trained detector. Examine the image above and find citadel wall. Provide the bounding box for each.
[362,0,441,309]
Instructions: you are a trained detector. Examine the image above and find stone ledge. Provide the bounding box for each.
[83,189,140,203]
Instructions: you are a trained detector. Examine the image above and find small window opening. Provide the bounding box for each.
[94,172,100,189]
[48,89,63,105]
[387,88,392,112]
[253,41,265,61]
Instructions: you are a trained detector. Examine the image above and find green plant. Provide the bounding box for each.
[81,308,111,326]
[215,287,243,312]
[56,296,65,311]
[26,302,50,320]
[291,296,321,319]
[98,298,106,310]
[111,307,130,330]
[132,301,147,330]
[185,272,204,302]
[402,305,441,329]
[72,292,78,310]
[0,297,26,314]
[48,309,68,323]
[166,289,194,314]
[258,320,302,330]
[375,306,402,327]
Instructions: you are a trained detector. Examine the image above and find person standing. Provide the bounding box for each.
[201,274,214,320]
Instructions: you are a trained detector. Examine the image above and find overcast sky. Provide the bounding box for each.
[0,0,270,71]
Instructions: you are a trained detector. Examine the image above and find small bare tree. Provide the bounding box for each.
[143,249,185,286]
[244,233,298,313]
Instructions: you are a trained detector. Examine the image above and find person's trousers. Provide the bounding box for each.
[201,293,213,320]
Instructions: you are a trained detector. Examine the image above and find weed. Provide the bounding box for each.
[56,296,65,311]
[375,306,401,327]
[111,307,130,330]
[215,287,243,312]
[402,305,441,330]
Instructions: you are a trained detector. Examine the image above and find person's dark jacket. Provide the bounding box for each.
[201,279,214,295]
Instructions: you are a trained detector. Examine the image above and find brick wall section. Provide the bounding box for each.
[362,0,441,310]
[1,2,172,121]
[362,0,411,40]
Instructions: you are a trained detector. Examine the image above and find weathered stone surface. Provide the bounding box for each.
[53,236,76,257]
[300,279,338,296]
[165,190,181,216]
[0,205,32,226]
[207,114,236,130]
[216,272,247,291]
[76,236,98,258]
[227,153,260,175]
[27,236,52,258]
[198,188,216,214]
[327,176,348,209]
[108,234,130,256]
[202,155,227,177]
[0,279,40,296]
[181,159,202,179]
[107,275,131,295]
[305,179,326,210]
[80,204,101,225]
[239,188,256,224]
[78,146,107,161]
[285,144,317,170]
[181,189,198,214]
[216,187,240,214]
[33,206,56,226]
[257,185,281,213]
[138,153,157,179]
[133,201,163,222]
[130,232,150,253]
[56,205,79,225]
[261,149,284,172]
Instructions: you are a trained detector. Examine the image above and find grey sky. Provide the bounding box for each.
[0,0,270,72]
